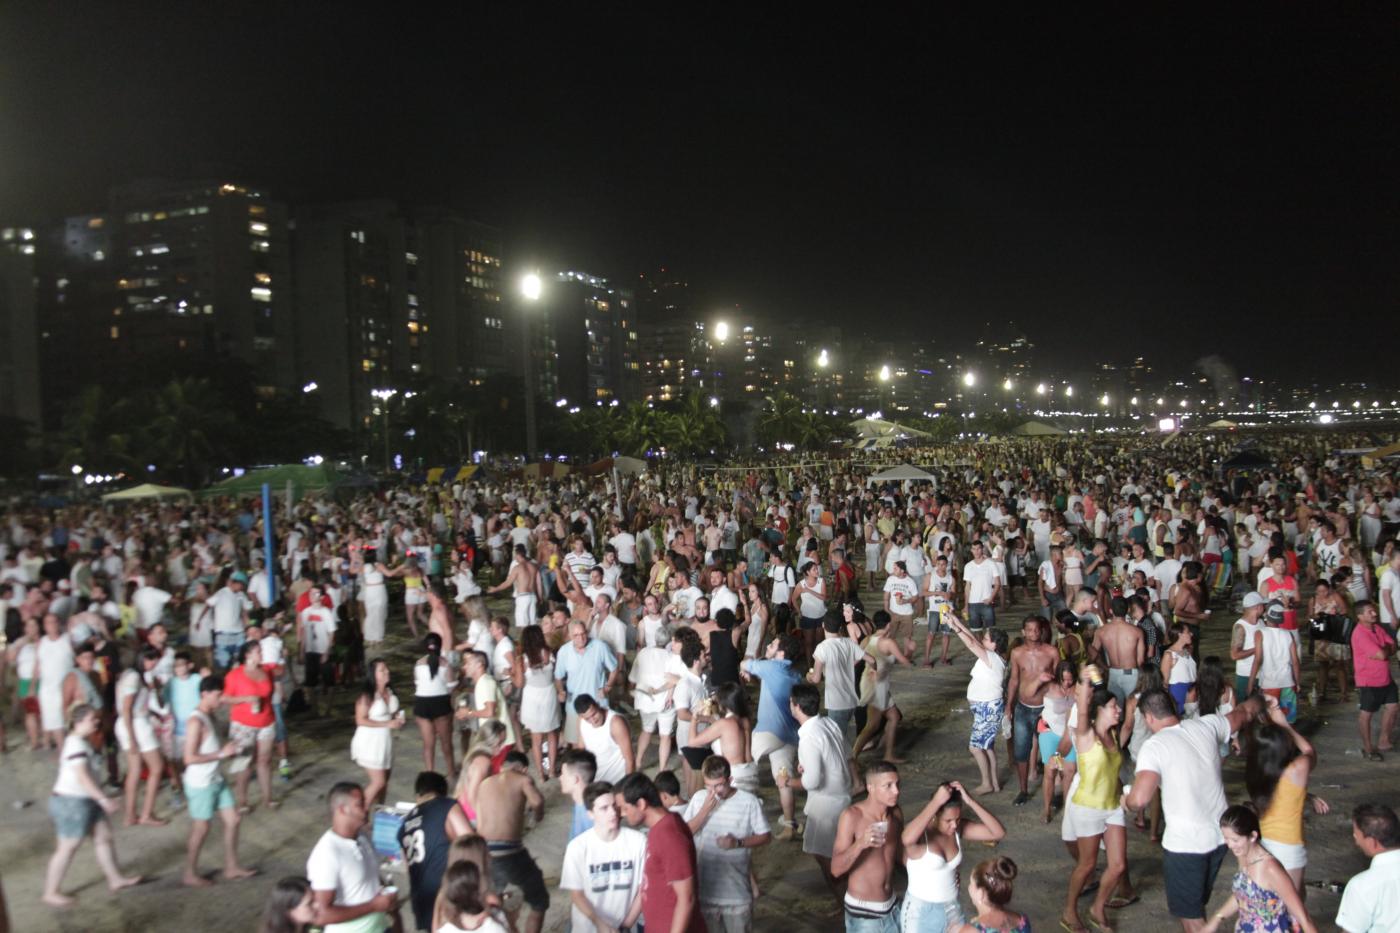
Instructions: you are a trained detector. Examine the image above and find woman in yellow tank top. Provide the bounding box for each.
[1061,669,1138,933]
[1247,700,1322,893]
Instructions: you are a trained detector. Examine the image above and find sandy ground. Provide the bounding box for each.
[0,583,1381,933]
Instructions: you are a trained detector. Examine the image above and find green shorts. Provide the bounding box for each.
[186,778,235,821]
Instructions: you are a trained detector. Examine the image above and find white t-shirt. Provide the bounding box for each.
[306,829,382,912]
[883,575,919,617]
[709,585,739,617]
[609,532,638,564]
[813,638,863,711]
[1152,559,1183,595]
[797,577,827,619]
[964,558,998,604]
[1135,715,1232,853]
[967,652,1006,703]
[560,826,648,930]
[132,586,172,630]
[209,587,251,634]
[437,915,511,933]
[53,733,100,797]
[299,605,337,654]
[768,564,796,605]
[1379,566,1400,629]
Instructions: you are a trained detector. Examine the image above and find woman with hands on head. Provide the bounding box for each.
[901,780,1006,932]
[1201,805,1318,933]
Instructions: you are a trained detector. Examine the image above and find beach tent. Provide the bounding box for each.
[866,464,937,487]
[1010,420,1067,436]
[101,483,193,502]
[849,417,931,446]
[200,464,338,500]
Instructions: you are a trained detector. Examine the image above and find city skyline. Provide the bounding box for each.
[2,7,1396,386]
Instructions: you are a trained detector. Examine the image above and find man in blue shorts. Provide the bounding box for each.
[180,675,257,886]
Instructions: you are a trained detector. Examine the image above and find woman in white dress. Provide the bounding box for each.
[514,624,561,781]
[851,612,912,762]
[360,552,390,648]
[36,613,75,749]
[351,658,403,806]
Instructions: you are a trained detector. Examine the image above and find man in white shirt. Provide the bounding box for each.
[1336,803,1400,933]
[963,540,1000,630]
[706,567,739,617]
[298,587,338,714]
[1125,689,1264,928]
[629,630,675,770]
[209,573,253,670]
[809,616,863,739]
[1378,550,1400,630]
[666,571,704,622]
[560,780,647,932]
[779,682,853,893]
[683,755,771,931]
[608,523,638,570]
[306,782,398,932]
[1152,544,1183,613]
[132,583,173,634]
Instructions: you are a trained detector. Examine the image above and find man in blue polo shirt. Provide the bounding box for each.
[741,632,803,840]
[553,620,618,744]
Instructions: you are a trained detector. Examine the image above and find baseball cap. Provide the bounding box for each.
[230,571,249,583]
[1264,600,1286,624]
[1242,592,1266,609]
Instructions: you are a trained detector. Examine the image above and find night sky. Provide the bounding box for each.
[2,6,1396,381]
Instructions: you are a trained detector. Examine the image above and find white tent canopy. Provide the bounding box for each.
[101,483,194,502]
[849,417,931,443]
[866,464,938,487]
[1010,420,1067,436]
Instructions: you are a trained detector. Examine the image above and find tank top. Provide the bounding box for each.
[183,710,223,788]
[1071,738,1123,811]
[73,669,104,711]
[581,709,627,783]
[1258,773,1306,845]
[906,831,962,903]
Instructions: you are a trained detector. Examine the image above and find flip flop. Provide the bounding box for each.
[1106,895,1140,909]
[1087,917,1114,933]
[1013,791,1031,806]
[1060,921,1088,933]
[1369,751,1384,762]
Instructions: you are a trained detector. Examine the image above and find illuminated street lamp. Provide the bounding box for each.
[1100,394,1110,406]
[1064,385,1074,398]
[519,273,544,460]
[1035,383,1046,395]
[713,320,729,343]
[1002,378,1013,391]
[878,364,891,382]
[370,388,398,471]
[817,348,829,368]
[962,372,976,388]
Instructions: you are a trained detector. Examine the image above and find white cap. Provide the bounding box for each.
[1243,592,1266,609]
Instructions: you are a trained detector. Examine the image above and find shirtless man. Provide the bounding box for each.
[1089,595,1147,705]
[488,544,542,631]
[830,761,903,929]
[1005,616,1058,806]
[474,750,549,933]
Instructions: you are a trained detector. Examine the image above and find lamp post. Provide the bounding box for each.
[519,273,543,461]
[370,388,397,471]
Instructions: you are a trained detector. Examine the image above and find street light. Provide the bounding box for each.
[1100,394,1110,406]
[962,372,976,388]
[878,364,891,382]
[816,348,829,368]
[519,273,543,461]
[1064,385,1074,398]
[1002,378,1013,391]
[1035,383,1046,395]
[70,464,83,475]
[370,388,397,471]
[713,320,729,343]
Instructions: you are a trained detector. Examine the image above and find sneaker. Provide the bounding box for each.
[278,759,292,781]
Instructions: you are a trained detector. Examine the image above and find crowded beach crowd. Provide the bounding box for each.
[5,432,1400,933]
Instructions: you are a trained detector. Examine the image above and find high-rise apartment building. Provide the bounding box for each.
[0,231,41,424]
[292,201,504,429]
[525,271,638,406]
[637,270,711,402]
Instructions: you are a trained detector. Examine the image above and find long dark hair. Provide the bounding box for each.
[423,633,442,680]
[1244,720,1301,813]
[520,624,550,668]
[443,860,488,917]
[359,658,389,702]
[1196,655,1227,714]
[260,876,310,933]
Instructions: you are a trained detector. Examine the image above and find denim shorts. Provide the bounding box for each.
[50,794,103,839]
[900,894,963,933]
[968,604,995,630]
[1013,702,1043,762]
[214,632,245,670]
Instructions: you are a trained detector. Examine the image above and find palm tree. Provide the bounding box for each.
[758,392,805,448]
[616,402,664,457]
[52,385,141,476]
[143,377,237,486]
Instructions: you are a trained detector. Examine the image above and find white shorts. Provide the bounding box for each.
[513,593,537,630]
[229,720,276,748]
[404,588,427,606]
[751,731,797,782]
[117,716,160,755]
[1061,798,1126,842]
[731,760,759,794]
[1261,838,1308,870]
[639,705,676,735]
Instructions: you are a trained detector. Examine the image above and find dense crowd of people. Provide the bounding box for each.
[4,431,1400,932]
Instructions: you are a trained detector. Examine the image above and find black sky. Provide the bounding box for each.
[2,6,1396,381]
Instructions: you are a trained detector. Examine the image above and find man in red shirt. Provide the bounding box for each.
[1351,600,1398,761]
[617,772,706,933]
